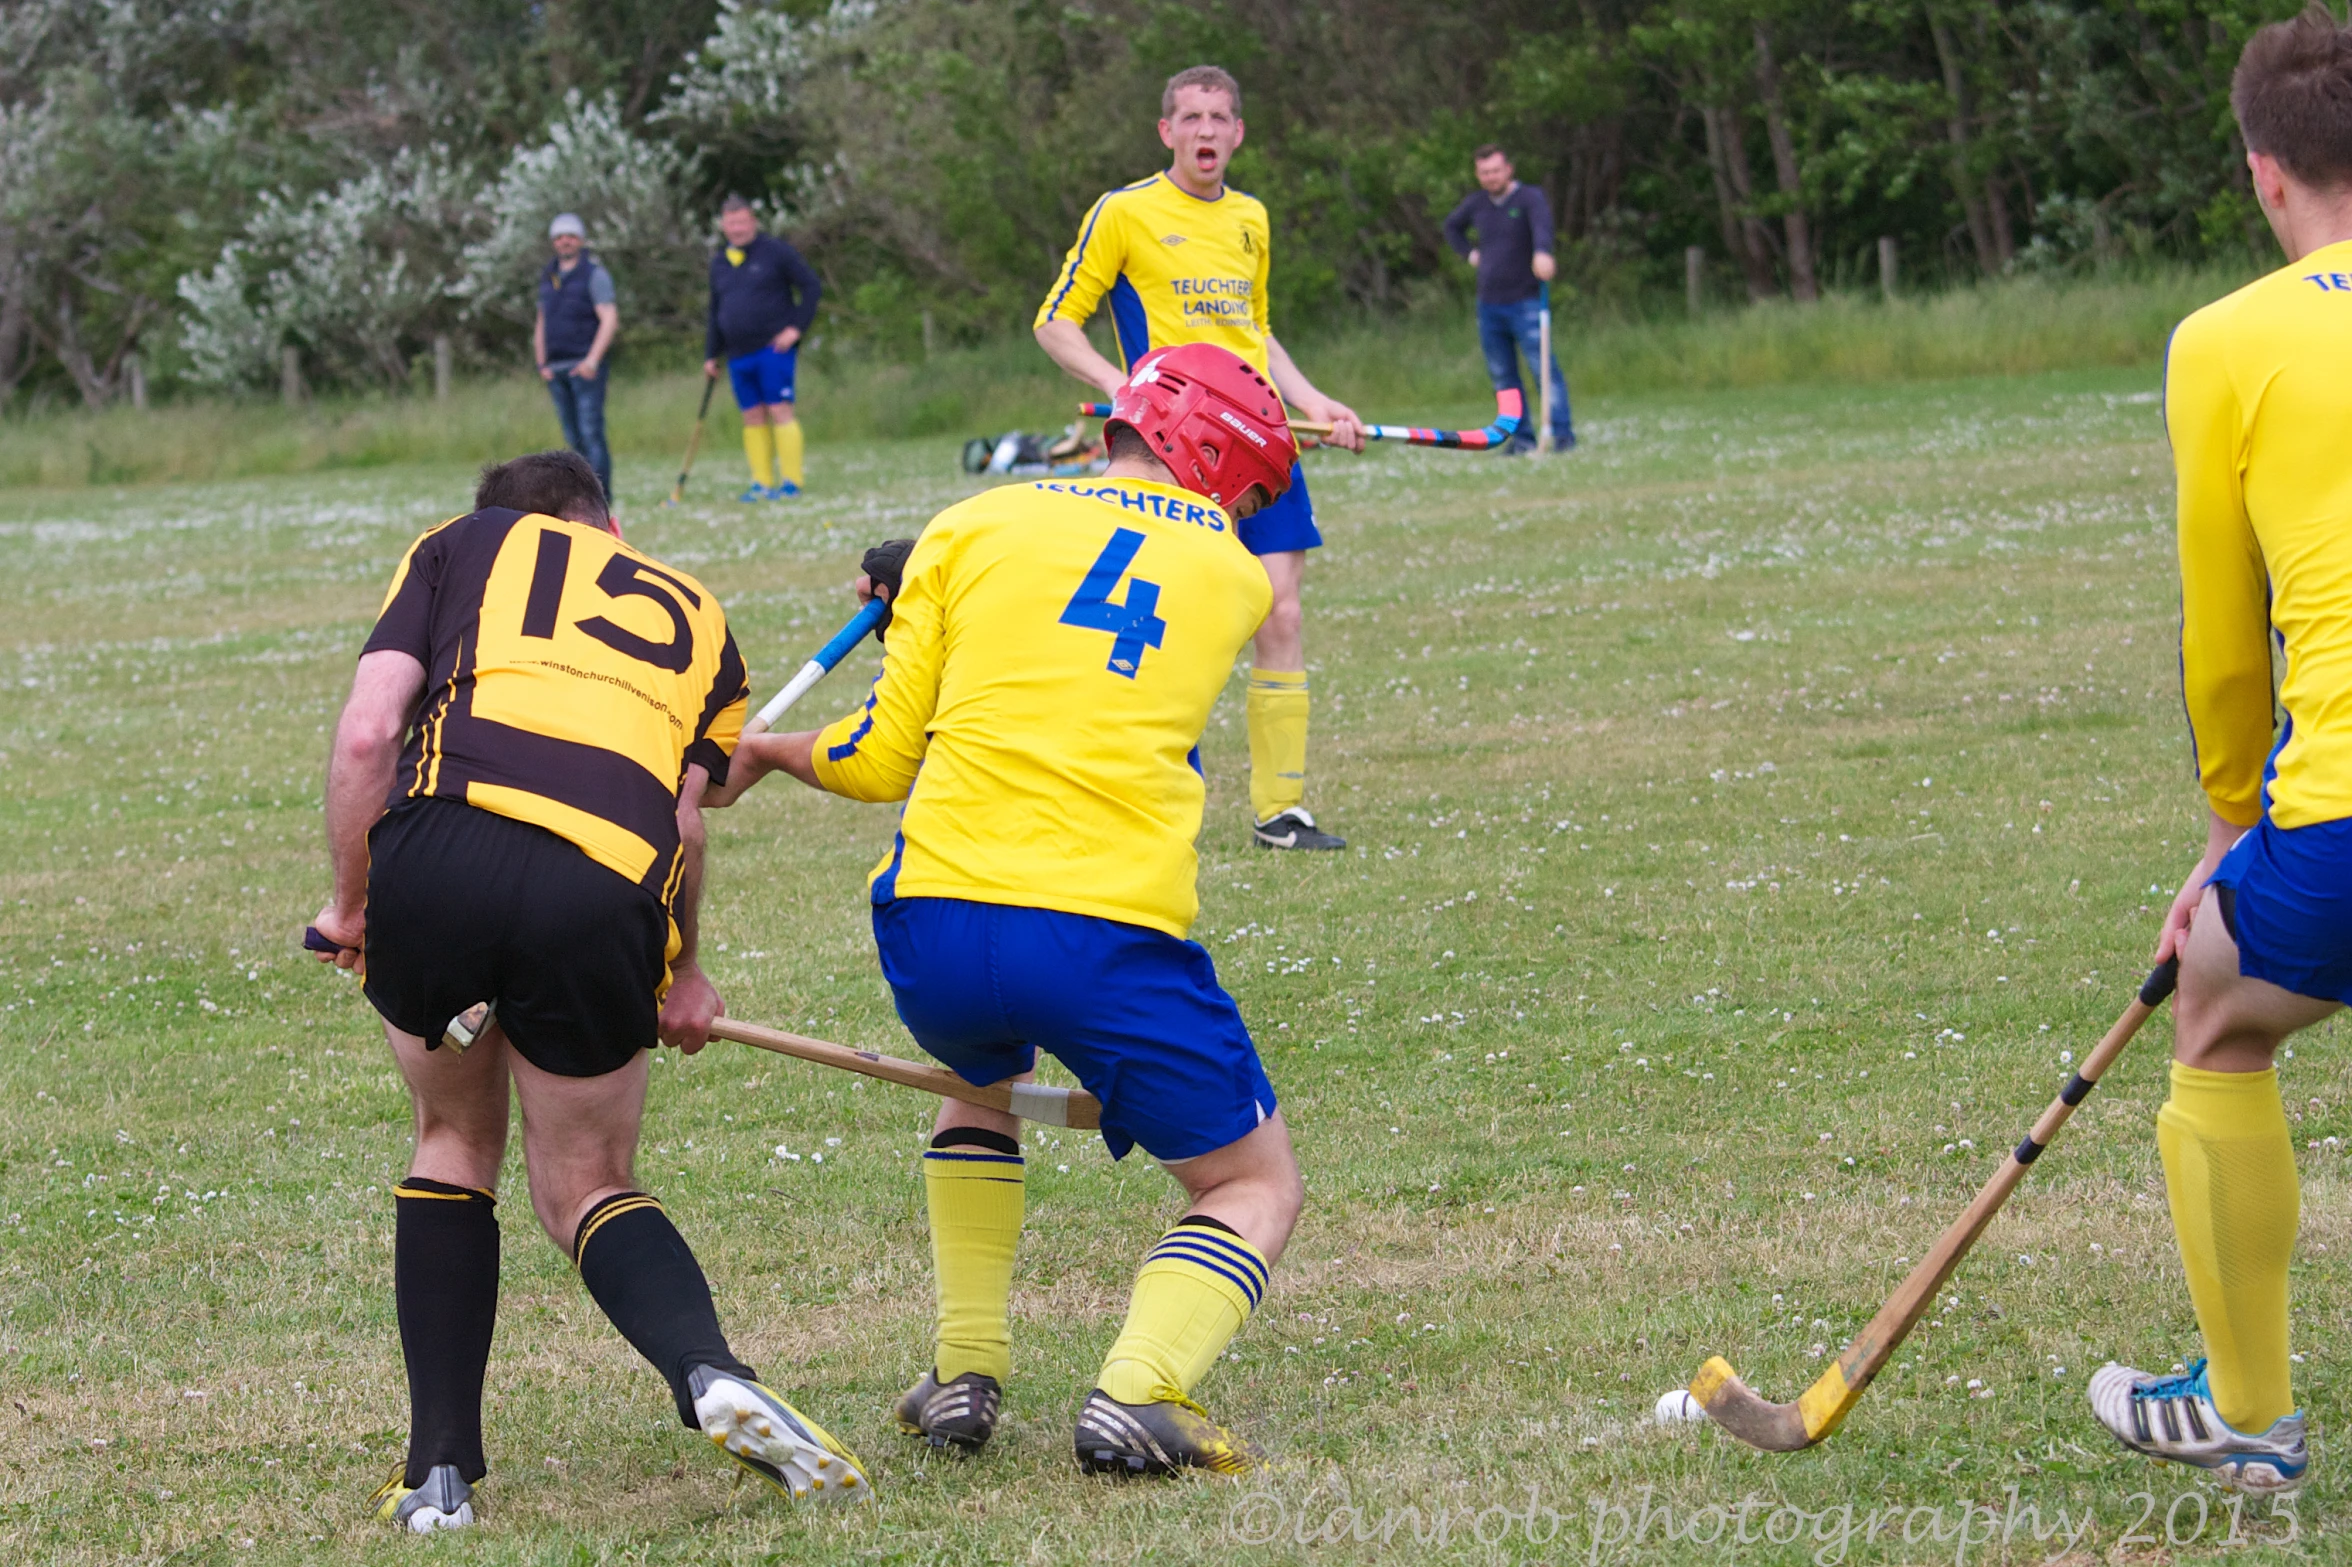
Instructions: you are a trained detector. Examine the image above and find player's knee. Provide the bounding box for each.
[410,1099,506,1173]
[534,1178,628,1254]
[1257,592,1303,654]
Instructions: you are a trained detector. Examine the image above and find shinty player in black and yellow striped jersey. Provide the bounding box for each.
[307,450,872,1529]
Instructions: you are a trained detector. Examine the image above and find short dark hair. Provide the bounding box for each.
[475,450,608,521]
[1106,422,1153,463]
[1473,143,1510,164]
[1162,65,1241,118]
[720,193,756,214]
[2233,4,2352,190]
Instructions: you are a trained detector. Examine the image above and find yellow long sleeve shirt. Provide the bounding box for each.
[1034,173,1274,375]
[2167,238,2352,829]
[812,476,1272,937]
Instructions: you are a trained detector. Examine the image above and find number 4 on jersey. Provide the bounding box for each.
[1060,527,1166,678]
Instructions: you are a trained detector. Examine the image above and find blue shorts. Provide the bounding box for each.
[2209,814,2352,1005]
[727,345,796,410]
[872,896,1276,1162]
[1237,460,1321,556]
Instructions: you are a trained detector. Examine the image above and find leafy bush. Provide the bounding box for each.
[457,91,706,336]
[178,148,476,390]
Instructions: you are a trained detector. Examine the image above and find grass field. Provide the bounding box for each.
[3,365,2345,1564]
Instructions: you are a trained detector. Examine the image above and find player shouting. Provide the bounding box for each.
[309,451,868,1528]
[723,345,1305,1474]
[1035,64,1359,852]
[2086,5,2352,1495]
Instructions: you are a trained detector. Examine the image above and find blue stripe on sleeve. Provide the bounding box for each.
[1044,195,1112,321]
[1108,275,1150,369]
[825,682,883,762]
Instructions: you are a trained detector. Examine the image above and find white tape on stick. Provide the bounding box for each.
[1007,1082,1076,1127]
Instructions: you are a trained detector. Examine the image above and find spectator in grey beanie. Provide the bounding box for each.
[534,213,621,505]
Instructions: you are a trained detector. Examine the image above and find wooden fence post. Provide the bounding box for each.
[281,345,303,407]
[433,334,452,401]
[921,309,937,361]
[1878,236,1898,301]
[1685,246,1704,317]
[126,353,147,410]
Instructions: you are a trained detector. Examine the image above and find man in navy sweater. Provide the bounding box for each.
[1442,147,1574,455]
[702,197,823,501]
[534,214,620,504]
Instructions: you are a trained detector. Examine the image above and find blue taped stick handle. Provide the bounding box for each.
[814,596,891,669]
[746,598,891,736]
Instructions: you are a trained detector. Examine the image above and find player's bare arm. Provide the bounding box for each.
[311,648,426,970]
[1035,316,1127,398]
[658,762,723,1053]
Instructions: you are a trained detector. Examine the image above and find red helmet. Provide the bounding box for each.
[1104,343,1296,514]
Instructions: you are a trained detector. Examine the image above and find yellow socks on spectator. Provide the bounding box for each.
[1245,668,1309,824]
[2158,1061,2300,1431]
[742,424,777,488]
[773,418,805,488]
[1097,1217,1267,1405]
[922,1131,1024,1383]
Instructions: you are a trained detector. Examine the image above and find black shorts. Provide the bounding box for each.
[362,798,667,1077]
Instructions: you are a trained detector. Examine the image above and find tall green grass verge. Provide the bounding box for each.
[0,267,2243,491]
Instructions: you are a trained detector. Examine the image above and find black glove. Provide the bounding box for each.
[861,538,917,640]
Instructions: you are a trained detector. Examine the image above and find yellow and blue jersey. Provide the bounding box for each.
[1035,173,1273,375]
[2167,237,2352,830]
[812,477,1272,937]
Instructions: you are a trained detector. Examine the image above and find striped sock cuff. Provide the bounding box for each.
[1247,667,1308,694]
[395,1177,495,1206]
[923,1147,1026,1181]
[1143,1221,1269,1313]
[572,1190,663,1262]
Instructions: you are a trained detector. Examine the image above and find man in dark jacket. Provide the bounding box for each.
[1442,147,1574,455]
[702,197,822,501]
[534,214,620,504]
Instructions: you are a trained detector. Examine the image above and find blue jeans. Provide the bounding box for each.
[545,362,612,502]
[1476,299,1573,450]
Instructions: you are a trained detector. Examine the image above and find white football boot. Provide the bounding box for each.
[2088,1359,2309,1494]
[689,1367,872,1504]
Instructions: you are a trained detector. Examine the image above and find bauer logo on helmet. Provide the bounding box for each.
[1217,410,1269,448]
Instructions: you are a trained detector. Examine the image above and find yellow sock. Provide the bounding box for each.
[742,424,776,487]
[922,1141,1024,1382]
[1097,1220,1266,1404]
[2157,1061,2299,1431]
[773,418,805,487]
[1245,668,1309,824]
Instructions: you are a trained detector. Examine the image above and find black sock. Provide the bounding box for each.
[573,1192,756,1428]
[931,1126,1022,1156]
[394,1177,499,1486]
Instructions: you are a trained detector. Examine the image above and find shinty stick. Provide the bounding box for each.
[709,1016,1101,1130]
[1690,960,2180,1451]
